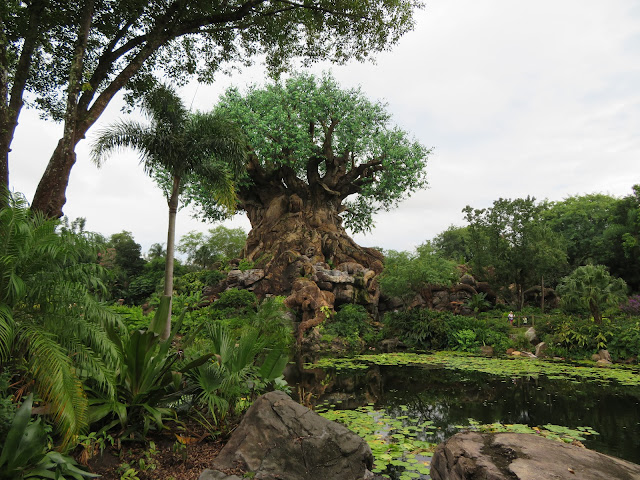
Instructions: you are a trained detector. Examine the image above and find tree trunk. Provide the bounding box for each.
[0,0,45,200]
[589,299,602,325]
[159,174,181,341]
[31,0,94,218]
[239,186,383,342]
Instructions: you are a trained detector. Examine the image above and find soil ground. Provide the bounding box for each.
[83,421,243,480]
[85,436,224,480]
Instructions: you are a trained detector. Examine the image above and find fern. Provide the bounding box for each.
[0,191,120,447]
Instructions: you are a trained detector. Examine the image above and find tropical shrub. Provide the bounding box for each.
[89,313,212,441]
[109,305,149,332]
[537,317,614,359]
[607,319,640,361]
[0,394,98,480]
[383,309,510,352]
[212,288,257,312]
[557,265,627,324]
[322,304,378,350]
[0,192,120,446]
[188,321,289,426]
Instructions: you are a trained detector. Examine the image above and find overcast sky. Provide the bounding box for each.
[9,1,640,255]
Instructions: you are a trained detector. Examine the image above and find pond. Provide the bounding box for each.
[286,354,640,479]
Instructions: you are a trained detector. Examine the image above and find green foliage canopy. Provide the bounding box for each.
[557,264,628,324]
[463,196,567,308]
[178,226,247,268]
[209,72,430,233]
[380,243,458,304]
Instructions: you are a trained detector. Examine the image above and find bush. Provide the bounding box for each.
[173,270,225,297]
[110,304,149,332]
[212,288,257,311]
[383,309,510,352]
[322,304,378,350]
[536,316,613,359]
[607,319,640,361]
[620,295,640,316]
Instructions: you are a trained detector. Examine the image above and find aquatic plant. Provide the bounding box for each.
[308,352,640,386]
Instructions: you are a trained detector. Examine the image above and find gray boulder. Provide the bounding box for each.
[431,432,640,480]
[199,391,373,480]
[524,327,539,345]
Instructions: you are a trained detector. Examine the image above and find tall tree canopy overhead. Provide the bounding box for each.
[1,0,423,215]
[198,72,429,300]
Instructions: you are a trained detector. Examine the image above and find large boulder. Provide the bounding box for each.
[199,391,373,480]
[431,432,640,480]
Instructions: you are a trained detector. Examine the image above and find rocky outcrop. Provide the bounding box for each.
[378,274,498,316]
[199,391,373,480]
[430,432,640,480]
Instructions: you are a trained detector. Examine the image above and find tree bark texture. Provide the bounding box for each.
[159,175,181,340]
[237,157,384,341]
[31,0,95,217]
[0,0,45,195]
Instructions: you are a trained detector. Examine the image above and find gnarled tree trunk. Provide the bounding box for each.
[238,157,384,341]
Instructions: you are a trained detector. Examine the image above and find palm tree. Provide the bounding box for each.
[557,264,628,324]
[91,85,246,340]
[0,191,120,447]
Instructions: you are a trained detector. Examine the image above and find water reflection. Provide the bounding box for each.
[287,362,640,464]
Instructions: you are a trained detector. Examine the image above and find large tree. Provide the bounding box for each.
[91,84,246,340]
[196,73,429,309]
[1,0,423,216]
[544,187,640,291]
[463,197,567,309]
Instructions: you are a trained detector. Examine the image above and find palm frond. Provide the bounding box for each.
[18,323,88,447]
[90,121,156,167]
[0,305,14,363]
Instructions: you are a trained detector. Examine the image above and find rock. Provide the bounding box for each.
[460,274,476,286]
[199,471,242,480]
[592,350,612,363]
[480,345,494,357]
[597,359,612,365]
[227,269,265,287]
[535,342,549,358]
[200,391,373,480]
[379,338,407,353]
[430,432,640,480]
[524,327,539,345]
[506,348,514,355]
[337,262,366,275]
[315,266,354,284]
[598,349,612,362]
[512,351,521,356]
[334,284,356,305]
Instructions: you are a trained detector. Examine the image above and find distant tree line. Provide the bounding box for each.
[429,186,640,303]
